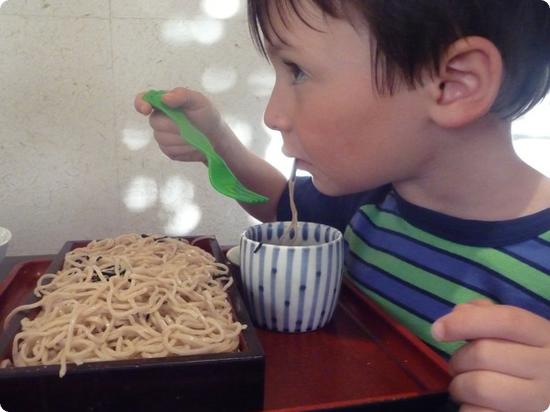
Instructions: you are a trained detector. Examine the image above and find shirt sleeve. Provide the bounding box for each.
[276,176,391,233]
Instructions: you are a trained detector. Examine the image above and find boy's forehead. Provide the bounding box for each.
[258,0,370,54]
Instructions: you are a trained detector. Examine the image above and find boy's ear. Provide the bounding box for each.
[426,36,503,128]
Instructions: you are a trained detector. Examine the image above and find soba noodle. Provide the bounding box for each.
[1,234,245,377]
[282,160,299,243]
[288,177,298,228]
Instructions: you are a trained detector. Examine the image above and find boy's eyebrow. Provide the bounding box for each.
[266,39,297,54]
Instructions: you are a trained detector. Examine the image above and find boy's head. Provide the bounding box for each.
[246,0,550,196]
[248,0,550,120]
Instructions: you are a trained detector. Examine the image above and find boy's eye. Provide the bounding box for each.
[283,61,307,83]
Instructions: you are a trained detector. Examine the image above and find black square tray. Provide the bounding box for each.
[0,236,264,412]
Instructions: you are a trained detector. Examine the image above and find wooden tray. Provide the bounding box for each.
[0,244,452,412]
[225,261,452,411]
[0,237,264,412]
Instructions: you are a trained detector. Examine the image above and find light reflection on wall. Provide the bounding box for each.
[160,176,201,235]
[124,176,158,212]
[123,175,201,234]
[201,0,241,19]
[189,19,224,44]
[224,115,253,147]
[122,128,152,151]
[161,20,193,44]
[162,19,224,46]
[161,176,195,205]
[201,66,238,93]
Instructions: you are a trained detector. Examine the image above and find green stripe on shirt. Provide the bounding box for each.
[361,205,550,300]
[346,275,465,355]
[540,231,550,242]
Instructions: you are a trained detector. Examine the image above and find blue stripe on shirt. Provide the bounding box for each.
[501,239,550,273]
[345,249,454,322]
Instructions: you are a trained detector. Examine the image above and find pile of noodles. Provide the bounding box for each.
[0,234,245,377]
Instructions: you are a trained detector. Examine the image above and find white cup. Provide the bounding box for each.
[240,221,343,333]
[0,227,12,262]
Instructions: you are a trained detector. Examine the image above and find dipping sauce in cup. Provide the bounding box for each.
[240,221,343,333]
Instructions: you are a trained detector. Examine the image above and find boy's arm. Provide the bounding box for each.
[432,301,550,411]
[210,121,287,222]
[135,87,287,222]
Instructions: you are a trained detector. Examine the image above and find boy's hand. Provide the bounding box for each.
[135,87,227,163]
[134,85,286,221]
[432,300,550,412]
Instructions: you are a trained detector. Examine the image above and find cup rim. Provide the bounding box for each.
[242,221,342,249]
[0,227,11,247]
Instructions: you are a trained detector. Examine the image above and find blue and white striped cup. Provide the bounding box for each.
[239,221,343,333]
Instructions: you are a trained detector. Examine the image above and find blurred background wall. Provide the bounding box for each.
[0,0,548,255]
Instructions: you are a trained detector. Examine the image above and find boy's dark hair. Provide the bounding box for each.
[248,0,550,120]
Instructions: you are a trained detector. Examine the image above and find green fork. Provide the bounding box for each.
[143,90,268,204]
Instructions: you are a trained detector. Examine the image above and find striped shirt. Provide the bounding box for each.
[278,177,550,355]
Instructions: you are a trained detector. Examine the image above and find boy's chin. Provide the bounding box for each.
[311,176,370,197]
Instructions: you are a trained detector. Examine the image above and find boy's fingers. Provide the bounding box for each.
[163,87,205,110]
[134,92,152,115]
[459,404,499,412]
[448,338,548,379]
[448,300,494,315]
[155,131,188,147]
[432,304,550,346]
[149,111,179,134]
[159,145,205,162]
[449,370,549,412]
[459,299,494,308]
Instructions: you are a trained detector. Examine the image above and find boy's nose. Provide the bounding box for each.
[264,86,291,132]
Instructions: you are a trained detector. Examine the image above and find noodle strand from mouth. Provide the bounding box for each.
[282,159,299,244]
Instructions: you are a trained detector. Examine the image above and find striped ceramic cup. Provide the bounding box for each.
[239,221,343,333]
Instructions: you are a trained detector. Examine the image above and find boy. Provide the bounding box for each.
[136,1,550,410]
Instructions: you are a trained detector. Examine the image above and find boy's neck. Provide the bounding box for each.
[393,116,550,221]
